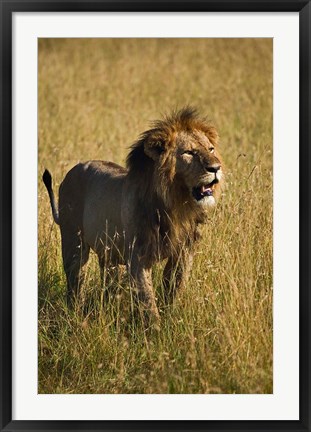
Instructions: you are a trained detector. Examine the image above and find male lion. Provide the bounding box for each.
[43,107,223,327]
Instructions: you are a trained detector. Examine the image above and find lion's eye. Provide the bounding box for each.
[183,150,195,156]
[209,147,215,153]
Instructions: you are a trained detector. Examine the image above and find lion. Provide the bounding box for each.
[42,107,223,327]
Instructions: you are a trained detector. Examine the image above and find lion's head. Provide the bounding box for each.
[126,107,223,214]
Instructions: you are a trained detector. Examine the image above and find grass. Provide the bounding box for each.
[38,38,273,394]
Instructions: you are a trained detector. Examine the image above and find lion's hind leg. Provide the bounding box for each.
[60,226,90,306]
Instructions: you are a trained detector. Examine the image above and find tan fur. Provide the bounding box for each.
[43,107,223,327]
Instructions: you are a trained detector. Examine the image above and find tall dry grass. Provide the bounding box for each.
[38,38,272,394]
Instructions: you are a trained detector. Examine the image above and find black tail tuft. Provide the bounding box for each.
[42,169,52,191]
[42,169,59,225]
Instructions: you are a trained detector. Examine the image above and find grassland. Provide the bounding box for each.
[38,38,273,394]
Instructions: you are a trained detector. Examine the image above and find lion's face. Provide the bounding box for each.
[127,108,223,209]
[174,130,223,207]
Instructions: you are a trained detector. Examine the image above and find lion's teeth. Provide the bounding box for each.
[201,185,213,196]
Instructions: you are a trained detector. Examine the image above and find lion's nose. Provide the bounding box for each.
[206,164,221,173]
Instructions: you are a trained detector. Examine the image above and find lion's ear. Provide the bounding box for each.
[144,139,165,161]
[205,126,219,147]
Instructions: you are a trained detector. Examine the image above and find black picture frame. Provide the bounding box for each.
[1,1,310,431]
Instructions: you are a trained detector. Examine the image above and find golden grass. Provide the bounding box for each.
[38,38,272,394]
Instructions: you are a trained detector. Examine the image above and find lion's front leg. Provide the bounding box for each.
[129,255,160,328]
[163,250,194,305]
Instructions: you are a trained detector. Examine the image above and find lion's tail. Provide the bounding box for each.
[42,169,60,225]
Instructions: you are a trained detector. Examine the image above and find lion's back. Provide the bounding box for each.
[59,160,127,207]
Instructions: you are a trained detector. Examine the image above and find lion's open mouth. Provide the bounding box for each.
[192,179,218,201]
